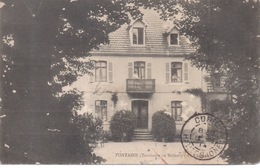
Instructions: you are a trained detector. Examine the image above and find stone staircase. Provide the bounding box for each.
[133,129,154,141]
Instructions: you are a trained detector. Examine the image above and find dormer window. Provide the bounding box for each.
[133,28,144,45]
[170,33,179,45]
[166,27,179,46]
[129,20,147,46]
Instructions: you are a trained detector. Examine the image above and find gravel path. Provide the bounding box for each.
[94,141,228,164]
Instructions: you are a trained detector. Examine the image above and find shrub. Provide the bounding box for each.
[110,110,136,142]
[152,111,176,142]
[68,113,105,164]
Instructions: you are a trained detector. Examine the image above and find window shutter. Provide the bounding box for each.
[90,73,94,83]
[128,62,133,79]
[89,68,94,83]
[220,76,226,87]
[147,63,152,79]
[89,61,95,83]
[108,62,113,83]
[166,62,170,83]
[184,62,189,82]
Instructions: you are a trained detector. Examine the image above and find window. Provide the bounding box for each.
[130,20,146,46]
[132,27,144,45]
[171,101,182,121]
[171,62,182,83]
[95,61,107,82]
[134,61,145,79]
[170,33,179,45]
[212,73,221,87]
[214,76,221,87]
[95,100,107,121]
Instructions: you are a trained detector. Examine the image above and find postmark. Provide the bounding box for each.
[181,113,228,160]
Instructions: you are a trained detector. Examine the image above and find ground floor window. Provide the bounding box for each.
[95,100,107,121]
[171,101,182,121]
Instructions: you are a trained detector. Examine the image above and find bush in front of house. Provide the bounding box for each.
[110,110,136,142]
[151,111,176,142]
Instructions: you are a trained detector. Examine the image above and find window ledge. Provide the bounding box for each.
[168,44,180,47]
[89,82,113,85]
[90,81,109,83]
[131,44,146,47]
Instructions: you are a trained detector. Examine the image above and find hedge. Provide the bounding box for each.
[151,111,176,142]
[110,110,136,142]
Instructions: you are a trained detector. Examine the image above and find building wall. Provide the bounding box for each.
[64,9,212,133]
[71,55,205,132]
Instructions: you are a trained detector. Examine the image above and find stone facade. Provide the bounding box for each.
[70,9,210,134]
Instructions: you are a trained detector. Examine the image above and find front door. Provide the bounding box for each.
[132,100,148,129]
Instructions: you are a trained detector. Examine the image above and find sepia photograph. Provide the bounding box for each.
[0,0,259,165]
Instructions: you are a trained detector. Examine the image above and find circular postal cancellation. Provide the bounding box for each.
[181,113,228,160]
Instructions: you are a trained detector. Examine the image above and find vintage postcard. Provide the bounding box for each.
[0,0,259,165]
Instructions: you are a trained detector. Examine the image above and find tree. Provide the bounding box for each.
[0,0,140,164]
[149,0,259,164]
[178,0,259,164]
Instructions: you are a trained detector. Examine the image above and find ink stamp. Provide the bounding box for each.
[181,113,228,160]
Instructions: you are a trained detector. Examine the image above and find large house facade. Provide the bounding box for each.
[72,10,210,134]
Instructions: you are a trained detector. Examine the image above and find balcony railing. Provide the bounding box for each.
[126,79,155,94]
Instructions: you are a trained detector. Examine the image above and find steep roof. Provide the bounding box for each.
[91,9,195,56]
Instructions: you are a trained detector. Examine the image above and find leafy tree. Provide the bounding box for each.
[69,111,105,164]
[0,0,140,164]
[209,99,234,129]
[177,0,259,164]
[144,0,259,164]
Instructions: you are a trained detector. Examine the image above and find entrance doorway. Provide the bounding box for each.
[132,100,148,129]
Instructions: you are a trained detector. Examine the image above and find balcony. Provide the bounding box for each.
[126,79,155,94]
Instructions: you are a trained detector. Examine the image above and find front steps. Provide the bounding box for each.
[133,129,154,141]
